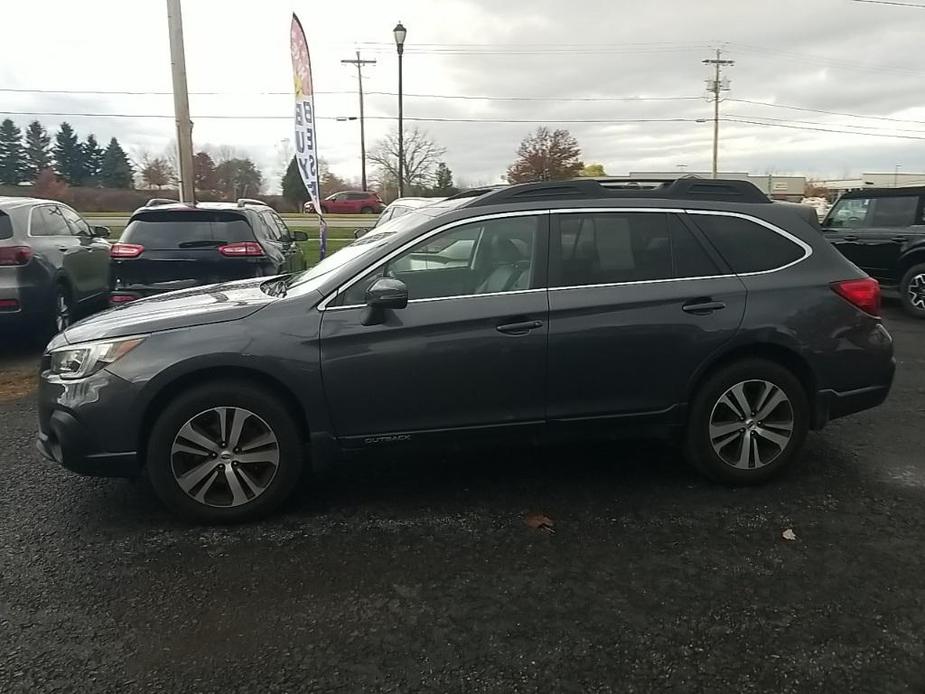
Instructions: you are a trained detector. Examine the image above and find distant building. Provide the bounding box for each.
[819,172,925,197]
[628,171,806,202]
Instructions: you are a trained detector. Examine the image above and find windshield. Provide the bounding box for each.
[272,197,471,294]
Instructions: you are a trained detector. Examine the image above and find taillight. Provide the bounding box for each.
[110,243,144,258]
[832,278,880,317]
[218,242,264,257]
[0,298,19,311]
[0,246,33,266]
[109,293,138,305]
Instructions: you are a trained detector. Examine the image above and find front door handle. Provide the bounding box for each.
[892,236,908,242]
[682,300,726,314]
[842,235,858,241]
[496,320,543,335]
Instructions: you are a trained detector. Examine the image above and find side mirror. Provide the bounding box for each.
[93,226,111,238]
[362,277,408,325]
[292,230,308,242]
[353,227,371,239]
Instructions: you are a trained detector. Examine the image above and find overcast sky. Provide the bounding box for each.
[4,0,925,192]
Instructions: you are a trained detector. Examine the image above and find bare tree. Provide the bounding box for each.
[368,127,446,194]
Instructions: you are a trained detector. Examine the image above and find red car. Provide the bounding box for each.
[304,191,383,214]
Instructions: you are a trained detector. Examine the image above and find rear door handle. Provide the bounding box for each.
[892,236,908,242]
[842,235,858,241]
[682,300,726,314]
[496,320,543,335]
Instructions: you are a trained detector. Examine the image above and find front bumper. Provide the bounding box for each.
[36,366,143,478]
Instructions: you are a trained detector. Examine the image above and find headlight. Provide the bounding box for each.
[49,335,146,380]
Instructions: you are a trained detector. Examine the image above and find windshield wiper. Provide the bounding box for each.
[177,240,227,248]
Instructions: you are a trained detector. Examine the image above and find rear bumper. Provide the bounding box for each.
[813,363,895,428]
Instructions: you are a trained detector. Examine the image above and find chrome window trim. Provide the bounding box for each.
[317,209,549,311]
[317,206,813,310]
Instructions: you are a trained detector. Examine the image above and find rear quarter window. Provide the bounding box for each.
[691,213,806,274]
[122,211,255,248]
[0,212,12,240]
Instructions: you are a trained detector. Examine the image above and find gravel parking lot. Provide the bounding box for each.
[1,305,923,693]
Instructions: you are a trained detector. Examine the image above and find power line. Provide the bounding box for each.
[851,0,925,7]
[722,117,925,140]
[729,98,925,125]
[726,112,925,135]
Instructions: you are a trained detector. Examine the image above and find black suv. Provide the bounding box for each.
[822,187,925,317]
[109,198,308,303]
[37,179,895,522]
[0,196,110,336]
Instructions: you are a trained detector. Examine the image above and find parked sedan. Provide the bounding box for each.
[0,196,110,336]
[304,191,383,215]
[37,179,894,523]
[109,199,307,303]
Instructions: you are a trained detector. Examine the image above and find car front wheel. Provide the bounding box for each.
[146,381,304,523]
[900,263,925,318]
[684,359,808,485]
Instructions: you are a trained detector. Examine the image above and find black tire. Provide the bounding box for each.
[899,263,925,318]
[684,358,809,485]
[146,380,304,523]
[360,206,373,214]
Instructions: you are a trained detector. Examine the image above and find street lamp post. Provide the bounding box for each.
[393,21,407,197]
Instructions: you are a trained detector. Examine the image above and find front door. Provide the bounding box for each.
[546,210,746,423]
[320,212,549,443]
[61,206,110,299]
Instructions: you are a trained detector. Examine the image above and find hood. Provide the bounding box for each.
[65,277,278,343]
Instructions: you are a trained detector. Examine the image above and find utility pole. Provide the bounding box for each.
[703,49,734,179]
[166,0,195,203]
[341,51,377,191]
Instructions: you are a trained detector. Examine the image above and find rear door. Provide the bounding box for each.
[546,209,746,424]
[60,205,109,299]
[114,211,261,290]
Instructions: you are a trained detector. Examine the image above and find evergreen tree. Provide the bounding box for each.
[193,151,218,191]
[0,119,26,185]
[432,162,457,195]
[82,134,105,183]
[24,121,51,182]
[282,156,309,209]
[53,122,88,185]
[99,137,134,189]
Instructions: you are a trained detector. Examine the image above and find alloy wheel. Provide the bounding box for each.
[907,273,925,311]
[170,407,280,508]
[709,380,794,470]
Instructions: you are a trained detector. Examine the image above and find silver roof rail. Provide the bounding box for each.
[236,198,265,208]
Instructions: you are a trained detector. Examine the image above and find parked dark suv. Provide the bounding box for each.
[37,179,895,522]
[822,187,925,317]
[110,198,308,303]
[0,196,110,336]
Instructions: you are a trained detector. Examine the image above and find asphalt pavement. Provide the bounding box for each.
[1,306,924,693]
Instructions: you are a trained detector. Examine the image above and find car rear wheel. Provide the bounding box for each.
[360,206,373,214]
[684,359,808,485]
[146,381,304,523]
[899,263,925,318]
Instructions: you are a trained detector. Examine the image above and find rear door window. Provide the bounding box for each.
[122,211,255,248]
[553,212,673,287]
[31,205,71,237]
[690,213,805,273]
